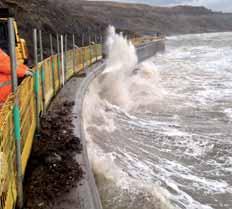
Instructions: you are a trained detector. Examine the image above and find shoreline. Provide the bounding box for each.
[24,39,165,209]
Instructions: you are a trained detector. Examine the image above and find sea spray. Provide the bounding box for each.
[104,25,138,74]
[83,31,232,209]
[98,26,164,111]
[83,26,172,209]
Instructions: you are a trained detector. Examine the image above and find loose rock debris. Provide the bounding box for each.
[24,100,83,209]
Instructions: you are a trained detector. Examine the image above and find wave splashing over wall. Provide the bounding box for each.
[83,29,232,209]
[83,26,171,209]
[99,26,164,111]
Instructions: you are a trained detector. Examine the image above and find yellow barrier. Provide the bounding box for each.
[0,35,153,209]
[0,43,103,209]
[132,35,164,46]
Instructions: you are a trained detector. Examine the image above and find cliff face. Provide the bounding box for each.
[0,0,232,57]
[0,0,108,58]
[75,1,232,35]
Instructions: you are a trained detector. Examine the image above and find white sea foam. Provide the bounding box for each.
[83,30,232,209]
[97,26,164,111]
[224,108,232,120]
[85,130,174,209]
[83,26,173,209]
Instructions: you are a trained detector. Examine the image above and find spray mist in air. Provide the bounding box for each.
[99,25,164,111]
[82,25,172,209]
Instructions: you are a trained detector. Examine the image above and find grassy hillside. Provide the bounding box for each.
[0,0,107,58]
[0,0,232,58]
[76,1,232,35]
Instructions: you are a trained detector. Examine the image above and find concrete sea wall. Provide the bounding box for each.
[76,39,165,209]
[45,39,165,209]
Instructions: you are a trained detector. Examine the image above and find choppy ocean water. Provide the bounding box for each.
[83,31,232,209]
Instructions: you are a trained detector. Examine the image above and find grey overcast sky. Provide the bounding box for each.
[97,0,232,12]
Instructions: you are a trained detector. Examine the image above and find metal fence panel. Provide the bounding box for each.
[0,44,103,209]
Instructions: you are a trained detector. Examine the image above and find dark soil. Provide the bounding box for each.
[24,100,83,209]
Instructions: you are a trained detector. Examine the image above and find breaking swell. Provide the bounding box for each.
[83,26,172,209]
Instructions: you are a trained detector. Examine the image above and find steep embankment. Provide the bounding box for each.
[0,0,134,58]
[0,0,107,58]
[1,0,232,56]
[75,1,232,35]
